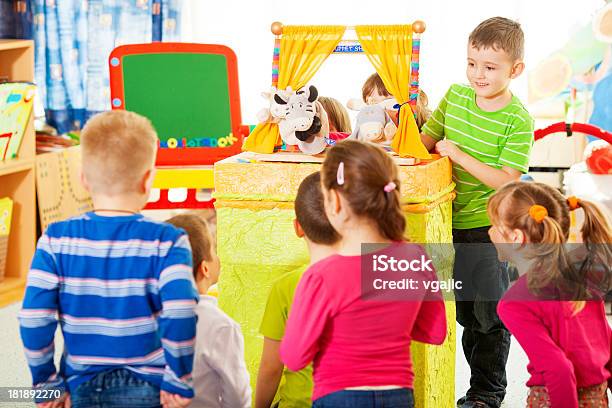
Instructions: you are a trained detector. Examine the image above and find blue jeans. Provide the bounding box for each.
[453,227,511,408]
[70,368,161,408]
[313,388,414,408]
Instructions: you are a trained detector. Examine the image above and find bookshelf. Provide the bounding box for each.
[0,39,35,307]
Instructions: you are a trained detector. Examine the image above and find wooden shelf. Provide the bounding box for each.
[0,157,35,177]
[0,39,33,51]
[0,277,26,308]
[0,39,35,308]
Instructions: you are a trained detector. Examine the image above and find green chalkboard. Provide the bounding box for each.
[110,43,245,166]
[122,53,231,144]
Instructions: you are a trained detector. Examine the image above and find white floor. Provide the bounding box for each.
[0,300,545,408]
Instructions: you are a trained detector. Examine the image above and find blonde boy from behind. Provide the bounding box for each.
[20,110,198,408]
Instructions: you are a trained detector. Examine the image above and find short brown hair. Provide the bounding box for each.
[319,97,352,133]
[81,110,157,195]
[295,172,340,245]
[321,140,406,241]
[469,17,524,61]
[362,73,391,102]
[166,213,214,277]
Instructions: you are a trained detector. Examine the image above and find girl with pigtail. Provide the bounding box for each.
[279,140,447,408]
[487,181,612,408]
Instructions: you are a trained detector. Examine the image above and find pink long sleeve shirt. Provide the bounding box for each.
[279,243,447,401]
[498,275,612,408]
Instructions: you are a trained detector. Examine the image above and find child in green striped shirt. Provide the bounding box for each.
[420,17,534,408]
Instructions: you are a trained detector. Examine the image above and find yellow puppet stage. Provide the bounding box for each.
[243,23,431,159]
[218,23,456,406]
[215,153,456,407]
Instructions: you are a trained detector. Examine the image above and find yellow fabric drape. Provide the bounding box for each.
[356,25,431,159]
[243,26,345,153]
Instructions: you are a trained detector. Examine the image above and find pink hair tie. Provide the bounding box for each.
[384,181,397,193]
[336,162,345,185]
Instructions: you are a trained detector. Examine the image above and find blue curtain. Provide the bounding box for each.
[1,0,182,134]
[0,1,32,39]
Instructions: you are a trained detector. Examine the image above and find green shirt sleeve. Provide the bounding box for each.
[499,115,534,173]
[421,86,451,141]
[259,282,287,341]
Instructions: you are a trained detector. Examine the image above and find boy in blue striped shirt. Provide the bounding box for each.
[19,110,199,408]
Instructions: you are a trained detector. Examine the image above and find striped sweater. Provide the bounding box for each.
[19,212,199,398]
[422,83,534,229]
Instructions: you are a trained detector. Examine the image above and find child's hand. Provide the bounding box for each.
[160,390,192,408]
[435,140,463,161]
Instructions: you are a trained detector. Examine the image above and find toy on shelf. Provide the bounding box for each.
[0,197,13,282]
[0,82,36,161]
[109,43,250,209]
[244,21,429,159]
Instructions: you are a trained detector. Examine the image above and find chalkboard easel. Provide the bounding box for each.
[109,43,248,166]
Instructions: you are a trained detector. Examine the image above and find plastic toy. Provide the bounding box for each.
[585,140,612,174]
[109,43,250,209]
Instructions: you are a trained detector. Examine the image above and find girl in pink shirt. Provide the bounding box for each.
[280,140,447,407]
[487,181,612,408]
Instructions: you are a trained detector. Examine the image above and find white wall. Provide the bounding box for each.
[181,0,604,124]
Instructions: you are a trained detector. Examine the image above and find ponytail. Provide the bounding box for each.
[526,210,577,299]
[567,197,612,299]
[378,182,406,242]
[573,198,612,245]
[570,301,586,315]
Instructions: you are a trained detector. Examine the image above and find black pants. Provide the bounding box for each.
[453,227,511,408]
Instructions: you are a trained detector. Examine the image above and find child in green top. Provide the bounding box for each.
[420,17,534,408]
[255,172,340,408]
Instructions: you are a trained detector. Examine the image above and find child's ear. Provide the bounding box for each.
[198,260,211,280]
[511,228,526,244]
[510,61,525,79]
[80,169,91,192]
[331,189,343,215]
[293,219,305,238]
[141,168,156,194]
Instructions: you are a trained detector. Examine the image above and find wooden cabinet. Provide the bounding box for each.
[0,39,36,307]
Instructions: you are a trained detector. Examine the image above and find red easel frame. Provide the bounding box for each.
[109,43,249,166]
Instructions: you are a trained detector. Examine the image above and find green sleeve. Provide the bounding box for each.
[259,281,287,341]
[421,86,451,141]
[499,116,534,173]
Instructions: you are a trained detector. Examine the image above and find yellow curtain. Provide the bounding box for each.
[356,25,431,159]
[243,25,345,153]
